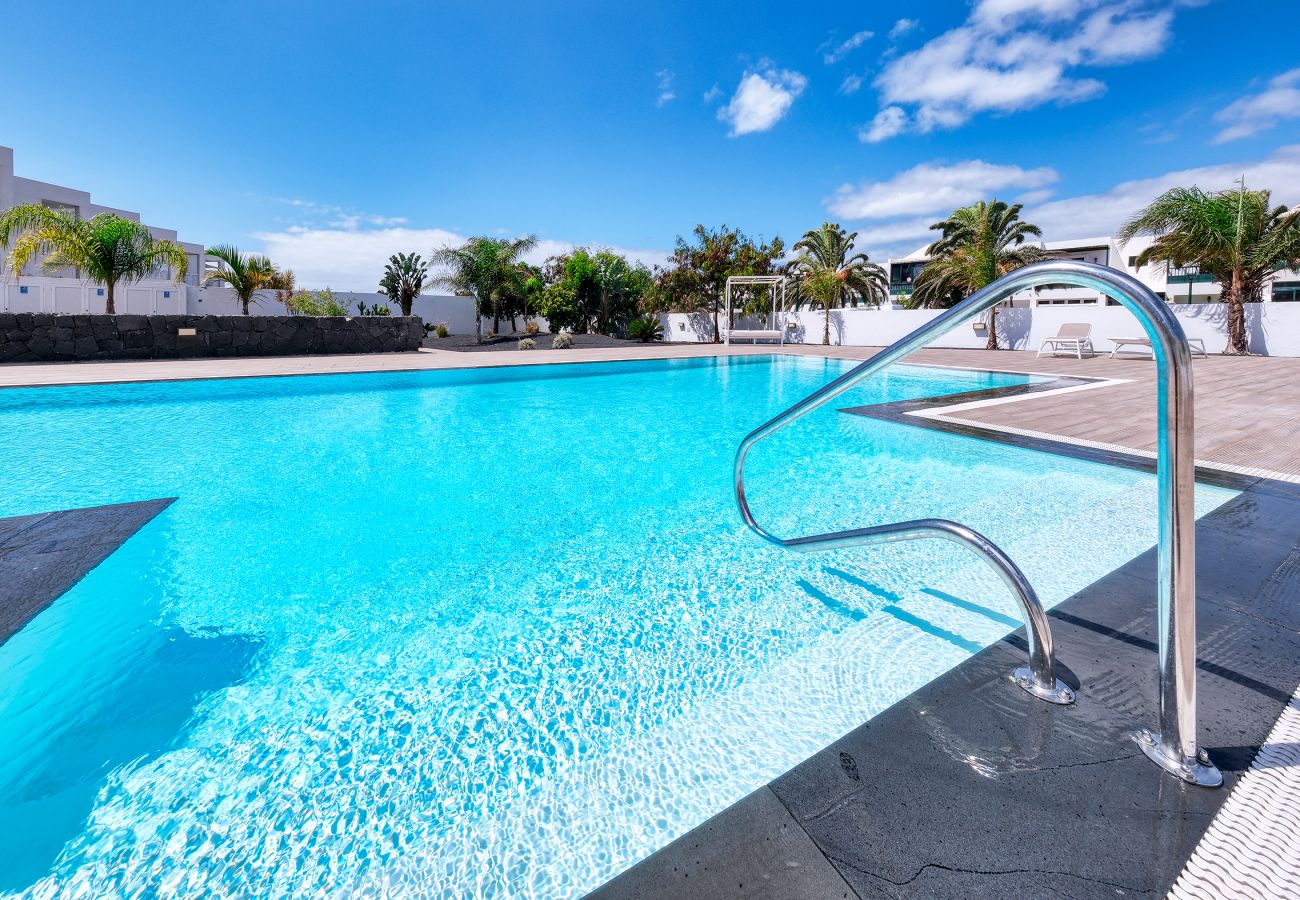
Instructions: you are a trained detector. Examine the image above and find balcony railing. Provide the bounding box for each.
[1167,265,1215,285]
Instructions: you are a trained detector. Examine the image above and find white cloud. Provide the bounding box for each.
[1025,144,1300,237]
[827,159,1059,219]
[703,84,722,103]
[869,1,1175,139]
[655,69,677,107]
[888,18,917,40]
[839,74,864,96]
[718,64,807,136]
[849,217,941,252]
[972,0,1089,28]
[860,106,908,142]
[1213,69,1300,143]
[253,226,669,291]
[823,29,874,65]
[255,194,408,230]
[255,227,464,290]
[833,145,1300,261]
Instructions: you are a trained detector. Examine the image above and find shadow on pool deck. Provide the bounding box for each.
[591,476,1300,899]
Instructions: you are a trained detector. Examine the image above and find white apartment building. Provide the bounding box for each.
[887,234,1300,308]
[0,145,208,314]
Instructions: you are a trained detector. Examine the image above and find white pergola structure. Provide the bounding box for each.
[724,275,788,345]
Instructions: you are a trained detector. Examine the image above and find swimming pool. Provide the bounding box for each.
[0,355,1236,897]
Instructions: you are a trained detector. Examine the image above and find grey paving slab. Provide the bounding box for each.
[0,498,175,645]
[590,787,857,900]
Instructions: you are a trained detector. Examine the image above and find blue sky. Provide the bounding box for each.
[4,0,1300,287]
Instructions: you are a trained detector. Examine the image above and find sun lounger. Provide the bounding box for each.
[1037,323,1095,358]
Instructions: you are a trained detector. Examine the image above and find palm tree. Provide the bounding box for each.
[431,236,537,343]
[909,200,1048,349]
[594,253,633,335]
[790,222,887,346]
[377,252,430,317]
[1119,185,1300,355]
[0,205,188,314]
[204,245,277,315]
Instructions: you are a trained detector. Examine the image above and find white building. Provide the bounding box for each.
[0,145,209,314]
[886,234,1300,308]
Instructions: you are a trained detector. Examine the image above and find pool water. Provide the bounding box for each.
[0,356,1235,897]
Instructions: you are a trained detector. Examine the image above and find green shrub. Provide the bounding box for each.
[287,288,349,316]
[626,315,664,343]
[536,283,582,333]
[552,332,573,349]
[355,301,391,316]
[518,337,536,350]
[435,322,450,338]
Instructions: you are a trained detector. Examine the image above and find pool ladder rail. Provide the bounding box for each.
[734,259,1222,787]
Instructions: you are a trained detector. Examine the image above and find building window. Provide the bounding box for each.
[1273,281,1300,302]
[41,200,79,218]
[888,261,926,296]
[1128,256,1138,267]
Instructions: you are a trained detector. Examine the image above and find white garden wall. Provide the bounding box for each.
[659,302,1300,357]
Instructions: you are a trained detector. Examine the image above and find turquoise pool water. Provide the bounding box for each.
[0,356,1235,897]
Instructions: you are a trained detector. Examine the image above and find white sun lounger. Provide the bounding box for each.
[1108,336,1209,358]
[1037,323,1095,358]
[725,329,784,344]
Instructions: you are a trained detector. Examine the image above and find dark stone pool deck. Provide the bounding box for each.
[0,499,174,645]
[592,384,1300,900]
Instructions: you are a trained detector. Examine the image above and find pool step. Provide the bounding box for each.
[0,498,176,646]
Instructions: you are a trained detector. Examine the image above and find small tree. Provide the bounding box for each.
[0,205,188,314]
[655,225,785,342]
[269,269,296,313]
[204,244,277,315]
[1119,185,1300,355]
[377,252,430,316]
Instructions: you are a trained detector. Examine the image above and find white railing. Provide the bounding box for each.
[0,276,186,314]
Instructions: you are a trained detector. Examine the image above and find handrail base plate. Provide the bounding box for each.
[1013,667,1076,705]
[1135,729,1223,787]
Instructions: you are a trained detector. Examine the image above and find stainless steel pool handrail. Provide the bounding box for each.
[785,518,1074,705]
[734,260,1221,786]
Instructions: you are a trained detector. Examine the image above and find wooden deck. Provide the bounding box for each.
[855,348,1300,481]
[2,343,1298,480]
